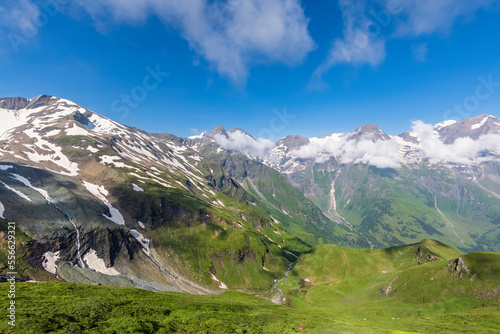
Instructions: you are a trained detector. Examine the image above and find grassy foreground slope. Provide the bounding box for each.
[1,281,498,334]
[1,240,499,334]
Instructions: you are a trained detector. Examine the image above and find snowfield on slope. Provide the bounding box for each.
[82,181,125,225]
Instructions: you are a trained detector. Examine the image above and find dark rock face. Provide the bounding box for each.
[73,111,94,128]
[447,257,471,280]
[0,97,30,110]
[235,246,256,263]
[26,95,54,109]
[23,227,132,273]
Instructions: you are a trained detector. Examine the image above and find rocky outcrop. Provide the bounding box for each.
[416,246,439,265]
[447,257,471,280]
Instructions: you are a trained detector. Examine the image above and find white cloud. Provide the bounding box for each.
[73,0,315,84]
[293,133,403,169]
[291,120,500,169]
[311,0,499,86]
[309,0,385,89]
[213,130,275,159]
[391,0,498,37]
[411,120,500,165]
[209,120,500,169]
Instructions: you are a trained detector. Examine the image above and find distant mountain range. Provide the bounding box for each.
[1,95,499,295]
[191,114,500,252]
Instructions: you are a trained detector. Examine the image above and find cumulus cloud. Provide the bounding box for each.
[311,0,498,87]
[73,0,315,85]
[391,0,498,37]
[292,120,500,169]
[213,130,275,159]
[411,120,500,165]
[309,0,385,89]
[293,133,404,169]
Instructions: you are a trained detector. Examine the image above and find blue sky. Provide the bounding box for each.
[1,0,500,140]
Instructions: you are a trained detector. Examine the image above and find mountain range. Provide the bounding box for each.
[1,94,500,296]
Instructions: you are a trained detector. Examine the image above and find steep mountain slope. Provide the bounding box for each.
[190,139,365,248]
[0,95,352,293]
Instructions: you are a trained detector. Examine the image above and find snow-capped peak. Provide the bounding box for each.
[188,131,207,140]
[434,119,457,129]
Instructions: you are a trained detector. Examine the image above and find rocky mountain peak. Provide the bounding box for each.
[26,94,56,109]
[276,135,310,151]
[438,114,500,144]
[229,127,255,140]
[348,123,391,142]
[207,124,228,138]
[0,95,65,112]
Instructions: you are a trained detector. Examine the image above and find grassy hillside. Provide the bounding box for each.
[1,240,499,334]
[278,240,500,333]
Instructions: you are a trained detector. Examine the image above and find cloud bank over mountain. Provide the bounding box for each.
[209,118,500,169]
[213,130,275,159]
[412,120,500,165]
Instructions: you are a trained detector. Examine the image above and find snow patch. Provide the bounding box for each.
[0,109,27,138]
[65,124,90,136]
[83,249,120,276]
[9,173,51,202]
[435,120,457,129]
[44,129,62,137]
[99,155,127,168]
[82,181,125,225]
[42,251,60,274]
[132,183,144,192]
[23,128,79,176]
[0,181,32,202]
[210,274,228,289]
[0,200,4,219]
[87,146,99,153]
[130,229,150,255]
[471,116,489,130]
[0,165,12,170]
[212,199,225,208]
